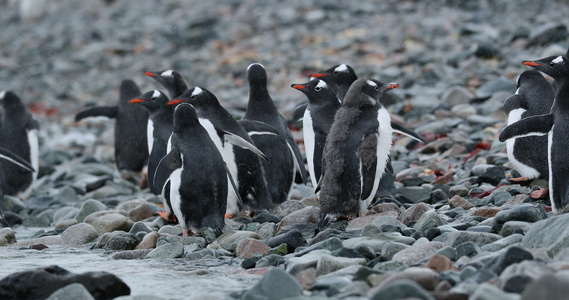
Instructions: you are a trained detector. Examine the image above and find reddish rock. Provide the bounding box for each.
[398,202,430,226]
[421,254,459,273]
[235,238,271,258]
[448,195,474,210]
[135,232,160,250]
[278,206,320,230]
[472,207,501,218]
[368,203,401,215]
[346,211,399,231]
[431,172,455,185]
[295,267,317,290]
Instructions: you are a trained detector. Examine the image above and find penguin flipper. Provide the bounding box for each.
[26,117,40,130]
[75,106,119,122]
[153,147,182,194]
[225,164,243,207]
[312,131,327,183]
[0,147,35,172]
[391,121,427,144]
[286,129,308,184]
[291,102,308,122]
[238,120,279,136]
[358,133,379,200]
[499,114,553,142]
[503,94,527,114]
[222,130,269,161]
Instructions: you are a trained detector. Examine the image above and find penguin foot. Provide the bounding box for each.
[224,213,234,219]
[183,229,190,237]
[530,188,548,200]
[157,211,177,222]
[508,176,530,183]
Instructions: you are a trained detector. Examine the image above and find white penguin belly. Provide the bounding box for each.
[198,118,240,216]
[27,129,39,180]
[505,108,540,179]
[169,167,185,229]
[360,108,393,214]
[147,120,154,154]
[302,108,317,188]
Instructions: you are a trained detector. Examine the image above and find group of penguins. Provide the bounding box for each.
[1,52,569,237]
[71,63,428,237]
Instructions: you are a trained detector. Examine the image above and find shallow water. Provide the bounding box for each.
[0,227,262,299]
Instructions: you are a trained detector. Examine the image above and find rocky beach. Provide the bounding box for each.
[1,0,569,299]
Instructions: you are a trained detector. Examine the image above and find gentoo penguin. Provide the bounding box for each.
[310,64,426,204]
[144,70,189,99]
[169,87,273,217]
[0,147,35,227]
[129,90,175,220]
[75,79,149,174]
[242,63,307,204]
[503,70,554,180]
[317,79,398,228]
[291,79,341,188]
[310,64,358,100]
[499,56,569,214]
[153,103,227,236]
[0,91,39,196]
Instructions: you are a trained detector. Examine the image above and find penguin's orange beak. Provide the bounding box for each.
[129,98,145,103]
[310,73,329,78]
[168,99,184,106]
[522,61,541,67]
[144,72,156,77]
[387,83,399,89]
[291,84,306,90]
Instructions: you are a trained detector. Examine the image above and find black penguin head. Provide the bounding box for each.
[119,79,142,102]
[515,70,545,88]
[145,70,188,96]
[523,56,569,80]
[310,64,358,85]
[247,63,268,88]
[168,86,219,108]
[291,79,338,103]
[173,103,200,133]
[343,79,399,108]
[129,90,169,111]
[0,90,25,111]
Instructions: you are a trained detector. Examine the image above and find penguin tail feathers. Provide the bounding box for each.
[317,214,335,231]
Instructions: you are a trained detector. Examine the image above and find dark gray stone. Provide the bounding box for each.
[491,204,547,233]
[241,268,302,300]
[370,279,435,300]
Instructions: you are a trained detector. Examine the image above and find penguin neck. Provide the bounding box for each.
[152,106,174,123]
[246,84,277,115]
[554,78,569,110]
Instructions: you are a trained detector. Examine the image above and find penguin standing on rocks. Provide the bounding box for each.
[291,79,341,188]
[153,103,228,237]
[144,70,189,99]
[242,63,307,204]
[169,87,273,217]
[317,79,398,228]
[0,147,36,227]
[129,90,175,220]
[500,56,569,214]
[0,91,39,196]
[75,79,149,175]
[503,70,554,181]
[309,64,426,204]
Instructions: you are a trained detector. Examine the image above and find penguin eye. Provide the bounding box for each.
[315,87,321,91]
[190,95,196,99]
[374,86,380,91]
[549,63,556,68]
[333,71,339,75]
[151,97,157,100]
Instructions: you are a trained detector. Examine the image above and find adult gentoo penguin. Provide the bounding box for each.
[0,91,39,196]
[144,70,189,99]
[242,63,307,204]
[153,103,227,237]
[75,79,149,175]
[291,79,341,188]
[499,56,569,214]
[0,147,35,227]
[169,87,273,217]
[317,79,398,228]
[129,90,175,220]
[503,70,554,181]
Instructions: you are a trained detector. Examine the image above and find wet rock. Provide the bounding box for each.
[145,242,184,259]
[241,268,302,300]
[443,231,502,247]
[75,199,107,223]
[55,219,78,230]
[113,249,153,260]
[0,228,17,246]
[278,206,320,230]
[60,223,99,245]
[46,283,95,300]
[157,225,183,236]
[0,265,130,300]
[422,254,459,273]
[185,249,221,261]
[315,254,367,276]
[265,229,306,252]
[84,212,134,234]
[212,231,261,252]
[94,232,139,251]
